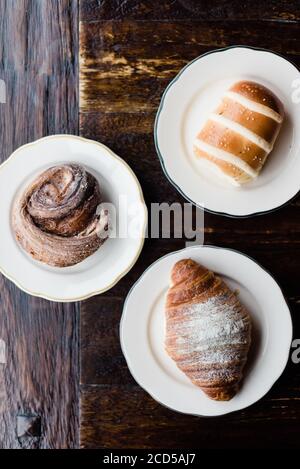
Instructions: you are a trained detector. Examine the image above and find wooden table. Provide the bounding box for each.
[0,0,300,449]
[0,0,79,449]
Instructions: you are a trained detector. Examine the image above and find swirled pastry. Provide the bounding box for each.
[12,164,109,267]
[165,259,252,401]
[194,80,284,186]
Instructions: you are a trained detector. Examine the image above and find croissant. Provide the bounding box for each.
[194,80,284,186]
[165,259,252,401]
[12,164,109,267]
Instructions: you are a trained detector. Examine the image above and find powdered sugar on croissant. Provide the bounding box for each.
[165,259,252,401]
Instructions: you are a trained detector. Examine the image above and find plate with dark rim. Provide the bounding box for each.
[154,46,300,217]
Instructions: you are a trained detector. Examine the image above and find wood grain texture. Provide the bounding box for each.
[80,0,300,21]
[80,20,300,113]
[79,0,300,449]
[0,0,79,449]
[80,381,300,449]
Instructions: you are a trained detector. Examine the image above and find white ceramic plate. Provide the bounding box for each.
[0,135,147,302]
[155,46,300,217]
[120,245,292,416]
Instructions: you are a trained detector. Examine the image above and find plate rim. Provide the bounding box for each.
[0,134,148,302]
[120,244,293,417]
[154,45,300,218]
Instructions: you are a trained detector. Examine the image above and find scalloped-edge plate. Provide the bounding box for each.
[120,245,292,416]
[155,46,300,217]
[0,135,147,302]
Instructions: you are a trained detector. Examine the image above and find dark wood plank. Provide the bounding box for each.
[80,380,300,449]
[79,0,300,449]
[80,0,300,21]
[0,0,79,449]
[80,20,300,113]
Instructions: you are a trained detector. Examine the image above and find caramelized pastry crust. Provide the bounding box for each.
[12,164,109,267]
[194,80,284,186]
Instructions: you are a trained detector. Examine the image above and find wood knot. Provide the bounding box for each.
[17,414,41,438]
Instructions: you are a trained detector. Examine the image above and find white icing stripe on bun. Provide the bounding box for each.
[224,91,283,124]
[194,139,258,179]
[194,156,241,187]
[209,113,273,153]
